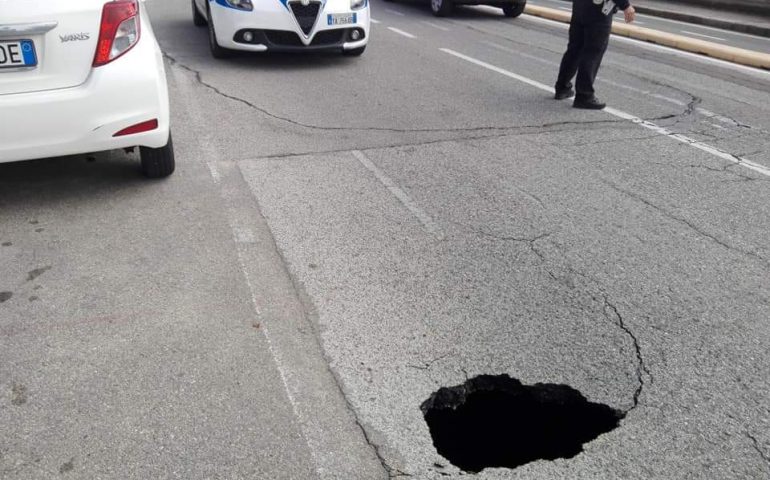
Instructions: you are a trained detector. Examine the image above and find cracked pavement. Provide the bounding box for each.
[2,0,770,478]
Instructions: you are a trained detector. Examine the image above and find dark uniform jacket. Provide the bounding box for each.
[573,0,630,24]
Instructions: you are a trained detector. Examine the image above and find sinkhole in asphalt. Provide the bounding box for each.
[421,374,625,473]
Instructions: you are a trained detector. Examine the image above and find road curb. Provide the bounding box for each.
[524,5,770,70]
[634,6,770,39]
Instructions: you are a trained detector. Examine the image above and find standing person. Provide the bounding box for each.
[554,0,636,109]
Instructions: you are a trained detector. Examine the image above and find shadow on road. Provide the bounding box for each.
[0,151,157,209]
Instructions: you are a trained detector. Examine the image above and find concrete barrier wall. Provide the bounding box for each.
[655,0,770,16]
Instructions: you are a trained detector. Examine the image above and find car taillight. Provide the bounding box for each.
[93,0,141,67]
[113,119,158,137]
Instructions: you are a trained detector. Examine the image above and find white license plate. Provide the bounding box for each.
[0,40,37,69]
[327,13,357,26]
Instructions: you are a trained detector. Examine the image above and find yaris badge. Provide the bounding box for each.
[60,33,90,42]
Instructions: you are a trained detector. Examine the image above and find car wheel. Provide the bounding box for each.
[192,0,207,26]
[343,46,366,56]
[431,0,453,17]
[140,135,176,178]
[207,4,233,58]
[502,1,526,17]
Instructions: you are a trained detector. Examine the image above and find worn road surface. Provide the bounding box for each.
[2,0,769,478]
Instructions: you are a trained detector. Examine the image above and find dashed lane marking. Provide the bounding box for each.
[440,48,770,178]
[388,26,416,38]
[422,20,450,31]
[352,150,443,239]
[681,30,726,42]
[385,8,405,16]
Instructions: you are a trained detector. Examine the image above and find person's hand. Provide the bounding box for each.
[624,6,636,23]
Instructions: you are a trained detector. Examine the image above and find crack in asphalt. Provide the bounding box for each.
[407,352,452,371]
[353,412,412,479]
[603,297,651,412]
[453,222,553,261]
[164,53,622,134]
[747,432,770,468]
[233,122,634,162]
[163,53,685,139]
[609,69,770,135]
[655,95,702,125]
[650,161,766,182]
[440,225,652,415]
[601,179,769,268]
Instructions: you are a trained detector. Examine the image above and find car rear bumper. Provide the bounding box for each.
[0,31,170,164]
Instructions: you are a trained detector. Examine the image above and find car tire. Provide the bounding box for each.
[207,4,233,58]
[140,135,176,179]
[502,1,526,17]
[431,0,453,17]
[343,46,366,56]
[192,0,207,26]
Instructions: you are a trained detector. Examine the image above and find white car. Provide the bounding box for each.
[0,0,174,178]
[193,0,370,58]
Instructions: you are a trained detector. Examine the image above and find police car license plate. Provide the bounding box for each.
[0,40,37,69]
[328,13,356,26]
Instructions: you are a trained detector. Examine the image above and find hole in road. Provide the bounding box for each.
[421,374,624,473]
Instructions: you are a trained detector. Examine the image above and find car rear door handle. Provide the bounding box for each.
[0,22,58,38]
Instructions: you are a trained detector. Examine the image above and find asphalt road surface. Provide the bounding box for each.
[2,0,770,478]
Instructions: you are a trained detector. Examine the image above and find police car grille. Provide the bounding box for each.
[311,29,345,46]
[289,2,321,36]
[264,30,304,46]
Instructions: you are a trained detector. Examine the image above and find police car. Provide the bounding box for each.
[193,0,370,57]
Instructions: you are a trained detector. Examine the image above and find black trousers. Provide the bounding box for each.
[555,7,612,99]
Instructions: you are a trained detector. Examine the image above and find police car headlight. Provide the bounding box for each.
[350,0,366,10]
[225,0,254,11]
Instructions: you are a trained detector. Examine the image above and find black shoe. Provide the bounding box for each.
[573,96,606,110]
[554,88,575,100]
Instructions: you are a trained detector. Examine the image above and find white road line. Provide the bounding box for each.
[385,8,406,16]
[442,48,554,90]
[440,48,770,178]
[557,6,571,11]
[352,150,443,239]
[681,30,726,42]
[422,20,450,31]
[521,14,770,79]
[370,18,381,24]
[388,26,416,38]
